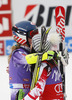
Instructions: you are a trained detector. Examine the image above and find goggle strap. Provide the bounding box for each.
[12,27,18,32]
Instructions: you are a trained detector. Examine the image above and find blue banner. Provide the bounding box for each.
[6,40,16,55]
[5,37,72,55]
[65,37,72,52]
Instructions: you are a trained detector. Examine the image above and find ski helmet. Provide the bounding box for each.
[12,21,39,46]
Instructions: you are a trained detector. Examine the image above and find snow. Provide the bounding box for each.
[0,53,72,100]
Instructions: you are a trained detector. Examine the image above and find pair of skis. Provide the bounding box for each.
[30,26,51,90]
[31,6,66,99]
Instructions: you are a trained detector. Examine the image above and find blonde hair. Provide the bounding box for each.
[8,43,21,64]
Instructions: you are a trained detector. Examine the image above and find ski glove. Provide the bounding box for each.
[15,89,25,100]
[58,49,69,66]
[62,49,69,65]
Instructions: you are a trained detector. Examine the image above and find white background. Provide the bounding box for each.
[0,0,72,99]
[0,53,72,100]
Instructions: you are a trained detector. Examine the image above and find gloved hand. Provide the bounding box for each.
[62,48,69,65]
[15,89,25,100]
[58,49,69,66]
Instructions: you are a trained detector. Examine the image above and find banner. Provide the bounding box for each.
[0,0,12,55]
[11,1,72,52]
[0,0,11,10]
[6,40,16,55]
[65,37,72,52]
[0,40,5,55]
[0,37,71,56]
[0,13,12,37]
[0,0,12,37]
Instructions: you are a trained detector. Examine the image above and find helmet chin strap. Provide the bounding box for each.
[26,36,30,47]
[27,41,30,47]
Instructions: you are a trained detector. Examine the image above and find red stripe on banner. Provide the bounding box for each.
[0,0,11,10]
[24,5,37,17]
[0,13,12,37]
[0,40,5,55]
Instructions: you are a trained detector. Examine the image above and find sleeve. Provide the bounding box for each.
[23,63,51,100]
[23,68,47,100]
[25,50,55,65]
[25,52,48,64]
[12,50,53,65]
[13,51,28,65]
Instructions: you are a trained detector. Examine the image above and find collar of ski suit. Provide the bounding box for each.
[20,45,31,52]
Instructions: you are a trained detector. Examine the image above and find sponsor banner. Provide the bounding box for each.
[0,40,5,55]
[23,4,72,36]
[6,40,16,55]
[0,0,11,10]
[12,2,72,37]
[0,13,12,37]
[65,37,72,52]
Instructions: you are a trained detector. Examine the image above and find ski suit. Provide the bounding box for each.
[9,46,32,100]
[23,60,64,100]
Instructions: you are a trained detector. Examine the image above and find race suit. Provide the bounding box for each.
[23,60,64,100]
[9,46,31,100]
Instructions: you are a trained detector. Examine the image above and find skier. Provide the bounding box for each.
[8,21,39,100]
[21,33,69,100]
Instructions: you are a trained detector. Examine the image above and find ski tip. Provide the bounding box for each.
[55,6,65,9]
[46,27,52,34]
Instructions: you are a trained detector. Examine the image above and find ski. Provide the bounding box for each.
[55,6,66,99]
[30,26,51,90]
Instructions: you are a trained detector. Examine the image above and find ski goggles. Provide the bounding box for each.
[12,26,27,35]
[12,26,39,38]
